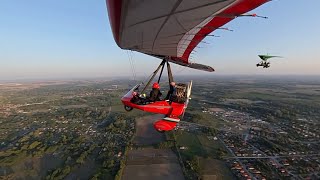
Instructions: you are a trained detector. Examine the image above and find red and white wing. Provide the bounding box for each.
[106,0,269,72]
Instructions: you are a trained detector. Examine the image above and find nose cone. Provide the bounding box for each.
[154,120,177,132]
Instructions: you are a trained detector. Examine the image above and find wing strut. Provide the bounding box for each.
[141,60,166,94]
[157,61,166,83]
[166,61,174,85]
[141,59,175,94]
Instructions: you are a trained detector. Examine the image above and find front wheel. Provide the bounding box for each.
[124,105,133,112]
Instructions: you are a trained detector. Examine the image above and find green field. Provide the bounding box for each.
[175,131,233,179]
[199,158,234,180]
[176,131,206,158]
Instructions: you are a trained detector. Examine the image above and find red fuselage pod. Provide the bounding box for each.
[121,84,186,116]
[154,116,180,132]
[154,120,178,132]
[122,98,185,117]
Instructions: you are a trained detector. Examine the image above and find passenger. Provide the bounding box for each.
[130,91,142,104]
[165,81,176,101]
[131,91,148,105]
[148,82,162,102]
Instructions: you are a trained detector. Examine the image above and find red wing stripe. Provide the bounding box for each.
[106,0,123,46]
[181,0,269,60]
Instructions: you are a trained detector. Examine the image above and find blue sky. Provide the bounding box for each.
[0,0,319,80]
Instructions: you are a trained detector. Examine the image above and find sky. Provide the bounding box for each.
[0,0,320,81]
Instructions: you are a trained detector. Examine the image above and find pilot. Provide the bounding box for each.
[165,81,176,101]
[148,82,162,102]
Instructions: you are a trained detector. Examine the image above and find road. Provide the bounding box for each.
[218,136,256,180]
[225,153,320,159]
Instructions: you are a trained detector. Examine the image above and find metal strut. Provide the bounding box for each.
[157,61,165,83]
[166,61,174,85]
[141,60,166,94]
[141,59,175,94]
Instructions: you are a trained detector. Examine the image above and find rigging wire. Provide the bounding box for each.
[129,51,137,80]
[126,50,137,81]
[174,63,188,74]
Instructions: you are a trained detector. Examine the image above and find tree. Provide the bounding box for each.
[62,165,71,177]
[29,141,41,150]
[190,156,201,175]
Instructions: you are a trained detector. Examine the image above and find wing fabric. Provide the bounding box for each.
[106,0,269,72]
[258,55,282,61]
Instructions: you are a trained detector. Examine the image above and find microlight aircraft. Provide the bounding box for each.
[257,55,283,68]
[106,0,270,132]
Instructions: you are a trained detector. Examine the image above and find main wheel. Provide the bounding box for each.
[124,105,133,112]
[156,129,165,133]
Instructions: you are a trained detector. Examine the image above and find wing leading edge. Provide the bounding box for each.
[258,55,283,61]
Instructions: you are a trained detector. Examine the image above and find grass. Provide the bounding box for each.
[199,157,234,180]
[175,131,234,179]
[197,135,231,159]
[175,131,206,158]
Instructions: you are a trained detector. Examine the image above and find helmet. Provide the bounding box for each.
[152,82,160,89]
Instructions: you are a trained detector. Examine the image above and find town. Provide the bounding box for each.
[1,76,320,179]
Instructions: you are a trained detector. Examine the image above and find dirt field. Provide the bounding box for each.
[133,114,165,146]
[209,108,225,112]
[122,115,185,180]
[122,148,184,180]
[200,158,234,180]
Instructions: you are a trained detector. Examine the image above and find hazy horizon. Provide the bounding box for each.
[1,1,320,79]
[2,74,320,84]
